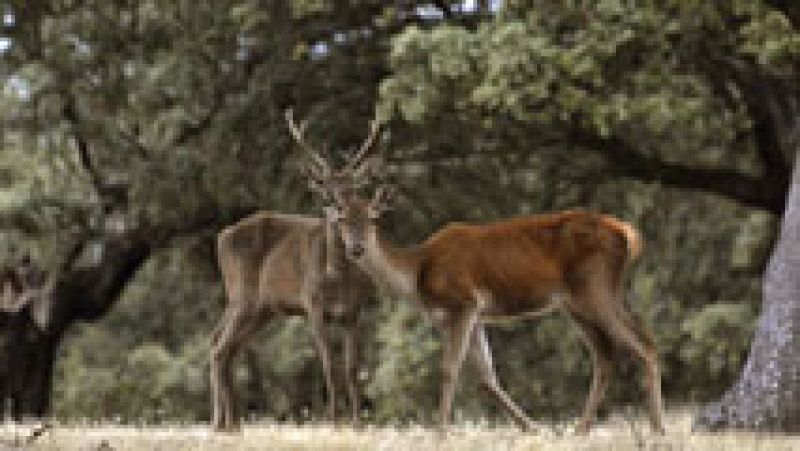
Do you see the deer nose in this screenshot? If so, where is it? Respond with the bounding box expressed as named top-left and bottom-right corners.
top-left (350, 244), bottom-right (365, 259)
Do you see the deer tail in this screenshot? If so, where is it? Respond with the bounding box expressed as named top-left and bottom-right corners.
top-left (602, 217), bottom-right (642, 260)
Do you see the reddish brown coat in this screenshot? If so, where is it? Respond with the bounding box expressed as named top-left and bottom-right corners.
top-left (415, 210), bottom-right (640, 316)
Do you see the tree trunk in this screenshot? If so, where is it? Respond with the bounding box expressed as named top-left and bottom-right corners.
top-left (694, 148), bottom-right (800, 432)
top-left (0, 205), bottom-right (252, 420)
top-left (0, 313), bottom-right (59, 420)
top-left (0, 229), bottom-right (154, 420)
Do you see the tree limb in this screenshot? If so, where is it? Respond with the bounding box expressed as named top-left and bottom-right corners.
top-left (171, 46), bottom-right (270, 148)
top-left (0, 197), bottom-right (92, 234)
top-left (691, 49), bottom-right (794, 200)
top-left (577, 132), bottom-right (787, 213)
top-left (61, 96), bottom-right (105, 195)
top-left (431, 1), bottom-right (454, 19)
top-left (763, 0), bottom-right (800, 30)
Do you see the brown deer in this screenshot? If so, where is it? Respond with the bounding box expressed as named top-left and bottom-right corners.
top-left (209, 110), bottom-right (380, 431)
top-left (321, 184), bottom-right (665, 434)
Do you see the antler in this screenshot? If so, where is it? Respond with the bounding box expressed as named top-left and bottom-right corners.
top-left (344, 117), bottom-right (381, 173)
top-left (285, 108), bottom-right (330, 177)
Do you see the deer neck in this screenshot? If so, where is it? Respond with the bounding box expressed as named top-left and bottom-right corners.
top-left (361, 225), bottom-right (420, 301)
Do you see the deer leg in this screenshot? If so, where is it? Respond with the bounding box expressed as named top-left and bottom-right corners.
top-left (469, 324), bottom-right (535, 431)
top-left (599, 307), bottom-right (665, 435)
top-left (343, 314), bottom-right (360, 425)
top-left (616, 308), bottom-right (665, 435)
top-left (210, 310), bottom-right (230, 431)
top-left (570, 317), bottom-right (614, 434)
top-left (308, 307), bottom-right (337, 422)
top-left (439, 307), bottom-right (480, 429)
top-left (225, 313), bottom-right (262, 430)
top-left (210, 307), bottom-right (261, 432)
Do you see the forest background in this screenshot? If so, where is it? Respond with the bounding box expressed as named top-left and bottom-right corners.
top-left (1, 0), bottom-right (798, 430)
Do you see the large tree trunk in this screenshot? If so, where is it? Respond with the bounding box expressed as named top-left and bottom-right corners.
top-left (694, 148), bottom-right (800, 432)
top-left (0, 315), bottom-right (59, 419)
top-left (0, 204), bottom-right (250, 420)
top-left (0, 229), bottom-right (154, 420)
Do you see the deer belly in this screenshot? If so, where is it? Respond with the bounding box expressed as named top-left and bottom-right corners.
top-left (479, 289), bottom-right (566, 323)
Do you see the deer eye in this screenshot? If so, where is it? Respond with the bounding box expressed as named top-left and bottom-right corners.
top-left (367, 207), bottom-right (381, 220)
top-left (332, 205), bottom-right (349, 221)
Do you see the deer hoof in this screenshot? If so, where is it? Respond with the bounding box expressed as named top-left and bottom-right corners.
top-left (519, 419), bottom-right (538, 434)
top-left (574, 421), bottom-right (591, 436)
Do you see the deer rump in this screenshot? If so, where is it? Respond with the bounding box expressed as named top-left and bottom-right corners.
top-left (415, 210), bottom-right (637, 318)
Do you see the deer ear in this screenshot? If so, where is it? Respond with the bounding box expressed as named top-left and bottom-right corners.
top-left (382, 184), bottom-right (398, 206)
top-left (307, 177), bottom-right (326, 195)
top-left (367, 207), bottom-right (382, 220)
top-left (370, 184), bottom-right (396, 216)
top-left (323, 205), bottom-right (343, 221)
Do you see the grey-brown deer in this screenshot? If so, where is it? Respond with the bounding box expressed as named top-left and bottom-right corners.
top-left (320, 182), bottom-right (665, 434)
top-left (209, 110), bottom-right (380, 431)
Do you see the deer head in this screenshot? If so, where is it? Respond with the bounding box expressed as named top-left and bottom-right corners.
top-left (327, 184), bottom-right (396, 260)
top-left (285, 108), bottom-right (384, 272)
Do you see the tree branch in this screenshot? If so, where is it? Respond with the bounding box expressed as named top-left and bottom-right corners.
top-left (171, 92), bottom-right (227, 148)
top-left (61, 93), bottom-right (132, 214)
top-left (61, 96), bottom-right (105, 194)
top-left (577, 133), bottom-right (786, 214)
top-left (171, 46), bottom-right (270, 148)
top-left (115, 126), bottom-right (151, 159)
top-left (763, 0), bottom-right (800, 30)
top-left (0, 197), bottom-right (92, 234)
top-left (691, 49), bottom-right (794, 199)
top-left (48, 201), bottom-right (257, 326)
top-left (431, 1), bottom-right (454, 19)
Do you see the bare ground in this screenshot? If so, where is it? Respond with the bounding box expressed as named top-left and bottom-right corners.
top-left (2, 411), bottom-right (798, 450)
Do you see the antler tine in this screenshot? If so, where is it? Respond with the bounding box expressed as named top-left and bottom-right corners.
top-left (350, 151), bottom-right (388, 189)
top-left (344, 117), bottom-right (381, 173)
top-left (285, 108), bottom-right (330, 176)
top-left (350, 157), bottom-right (373, 188)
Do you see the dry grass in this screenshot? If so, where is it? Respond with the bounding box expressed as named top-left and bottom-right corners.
top-left (2, 411), bottom-right (799, 450)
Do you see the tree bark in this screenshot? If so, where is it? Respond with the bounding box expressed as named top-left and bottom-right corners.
top-left (694, 147), bottom-right (800, 432)
top-left (0, 229), bottom-right (154, 419)
top-left (0, 313), bottom-right (59, 420)
top-left (0, 203), bottom-right (254, 420)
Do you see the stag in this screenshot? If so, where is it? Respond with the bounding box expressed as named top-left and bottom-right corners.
top-left (209, 111), bottom-right (380, 431)
top-left (319, 183), bottom-right (665, 434)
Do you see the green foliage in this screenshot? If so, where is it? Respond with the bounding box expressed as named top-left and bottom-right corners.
top-left (54, 333), bottom-right (210, 423)
top-left (52, 246), bottom-right (220, 422)
top-left (381, 2), bottom-right (750, 161)
top-left (367, 299), bottom-right (440, 423)
top-left (3, 0), bottom-right (796, 425)
top-left (681, 303), bottom-right (756, 381)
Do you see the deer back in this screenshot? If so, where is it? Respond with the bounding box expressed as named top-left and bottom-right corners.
top-left (415, 210), bottom-right (635, 314)
top-left (217, 211), bottom-right (371, 314)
